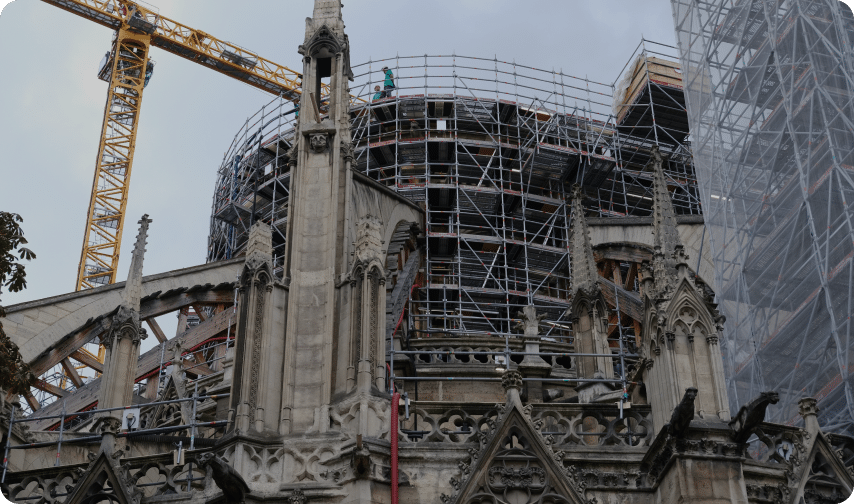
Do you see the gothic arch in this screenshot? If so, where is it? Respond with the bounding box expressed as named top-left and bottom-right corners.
top-left (662, 278), bottom-right (715, 338)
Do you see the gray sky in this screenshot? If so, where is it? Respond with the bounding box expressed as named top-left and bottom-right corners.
top-left (0, 0), bottom-right (677, 315)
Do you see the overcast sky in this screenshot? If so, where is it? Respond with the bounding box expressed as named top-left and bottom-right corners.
top-left (0, 0), bottom-right (678, 317)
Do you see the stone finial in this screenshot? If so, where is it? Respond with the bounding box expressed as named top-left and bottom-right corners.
top-left (288, 488), bottom-right (307, 504)
top-left (798, 397), bottom-right (820, 434)
top-left (649, 149), bottom-right (683, 296)
top-left (650, 147), bottom-right (681, 258)
top-left (121, 214), bottom-right (151, 309)
top-left (501, 370), bottom-right (523, 392)
top-left (570, 185), bottom-right (599, 296)
top-left (515, 305), bottom-right (545, 338)
top-left (245, 221), bottom-right (273, 269)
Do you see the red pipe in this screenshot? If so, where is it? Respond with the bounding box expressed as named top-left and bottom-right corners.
top-left (390, 283), bottom-right (417, 504)
top-left (391, 390), bottom-right (400, 504)
top-left (392, 283), bottom-right (421, 339)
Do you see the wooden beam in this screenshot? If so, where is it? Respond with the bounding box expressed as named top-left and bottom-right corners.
top-left (612, 260), bottom-right (623, 288)
top-left (60, 358), bottom-right (85, 388)
top-left (601, 260), bottom-right (614, 281)
top-left (34, 379), bottom-right (68, 398)
top-left (135, 306), bottom-right (236, 379)
top-left (140, 290), bottom-right (234, 320)
top-left (29, 317), bottom-right (111, 376)
top-left (145, 318), bottom-right (168, 343)
top-left (191, 304), bottom-right (208, 322)
top-left (625, 262), bottom-right (638, 291)
top-left (71, 349), bottom-right (104, 373)
top-left (24, 390), bottom-right (40, 411)
top-left (184, 353), bottom-right (214, 377)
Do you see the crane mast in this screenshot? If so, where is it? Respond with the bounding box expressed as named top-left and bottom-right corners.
top-left (77, 22), bottom-right (151, 288)
top-left (36, 0), bottom-right (310, 290)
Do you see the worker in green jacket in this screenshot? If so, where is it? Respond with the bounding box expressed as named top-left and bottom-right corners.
top-left (382, 66), bottom-right (395, 98)
top-left (373, 85), bottom-right (383, 101)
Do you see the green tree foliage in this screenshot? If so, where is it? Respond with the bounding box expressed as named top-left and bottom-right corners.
top-left (0, 212), bottom-right (36, 395)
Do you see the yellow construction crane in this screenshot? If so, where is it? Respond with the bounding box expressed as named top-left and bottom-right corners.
top-left (38, 0), bottom-right (310, 291)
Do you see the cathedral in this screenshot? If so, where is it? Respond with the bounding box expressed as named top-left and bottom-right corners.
top-left (2, 2), bottom-right (853, 503)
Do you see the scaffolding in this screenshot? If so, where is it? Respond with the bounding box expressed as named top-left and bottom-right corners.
top-left (205, 47), bottom-right (701, 405)
top-left (671, 0), bottom-right (854, 433)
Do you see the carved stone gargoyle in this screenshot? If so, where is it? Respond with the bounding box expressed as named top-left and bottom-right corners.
top-left (197, 453), bottom-right (250, 504)
top-left (666, 387), bottom-right (697, 439)
top-left (728, 391), bottom-right (779, 444)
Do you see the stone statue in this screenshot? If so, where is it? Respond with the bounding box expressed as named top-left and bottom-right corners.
top-left (728, 391), bottom-right (780, 444)
top-left (197, 453), bottom-right (250, 504)
top-left (666, 387), bottom-right (697, 439)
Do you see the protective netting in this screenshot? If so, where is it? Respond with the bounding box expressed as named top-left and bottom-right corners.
top-left (670, 0), bottom-right (854, 433)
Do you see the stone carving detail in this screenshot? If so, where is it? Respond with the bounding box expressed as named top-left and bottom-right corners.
top-left (826, 433), bottom-right (854, 479)
top-left (309, 133), bottom-right (329, 153)
top-left (569, 184), bottom-right (599, 297)
top-left (138, 379), bottom-right (185, 431)
top-left (729, 391), bottom-right (780, 444)
top-left (3, 456), bottom-right (209, 504)
top-left (105, 305), bottom-right (146, 348)
top-left (197, 452), bottom-right (250, 504)
top-left (442, 427), bottom-right (575, 504)
top-left (368, 268), bottom-right (379, 380)
top-left (407, 342), bottom-right (573, 370)
top-left (92, 416), bottom-right (122, 436)
top-left (353, 215), bottom-right (384, 267)
top-left (247, 272), bottom-right (268, 425)
top-left (300, 23), bottom-right (344, 58)
top-left (800, 451), bottom-right (850, 504)
top-left (501, 370), bottom-right (523, 391)
top-left (331, 398), bottom-right (391, 440)
top-left (487, 466), bottom-right (546, 490)
top-left (242, 445), bottom-right (285, 483)
top-left (340, 139), bottom-right (354, 162)
top-left (350, 270), bottom-right (363, 377)
top-left (288, 488), bottom-right (307, 504)
top-left (798, 397), bottom-right (820, 418)
top-left (745, 483), bottom-right (785, 503)
top-left (515, 304), bottom-right (545, 337)
top-left (642, 434), bottom-right (752, 486)
top-left (398, 404), bottom-right (653, 447)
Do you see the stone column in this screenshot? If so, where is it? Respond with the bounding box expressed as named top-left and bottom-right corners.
top-left (94, 215), bottom-right (150, 453)
top-left (280, 3), bottom-right (355, 433)
top-left (228, 222), bottom-right (287, 436)
top-left (515, 305), bottom-right (551, 402)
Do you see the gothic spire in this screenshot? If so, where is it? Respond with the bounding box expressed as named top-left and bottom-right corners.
top-left (649, 147), bottom-right (686, 297)
top-left (650, 147), bottom-right (681, 258)
top-left (570, 185), bottom-right (599, 296)
top-left (121, 214), bottom-right (151, 309)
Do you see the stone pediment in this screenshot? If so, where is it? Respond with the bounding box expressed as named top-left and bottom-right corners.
top-left (65, 450), bottom-right (141, 504)
top-left (789, 432), bottom-right (854, 504)
top-left (442, 398), bottom-right (587, 504)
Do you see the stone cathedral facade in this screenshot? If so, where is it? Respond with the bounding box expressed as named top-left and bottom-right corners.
top-left (2, 2), bottom-right (853, 504)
